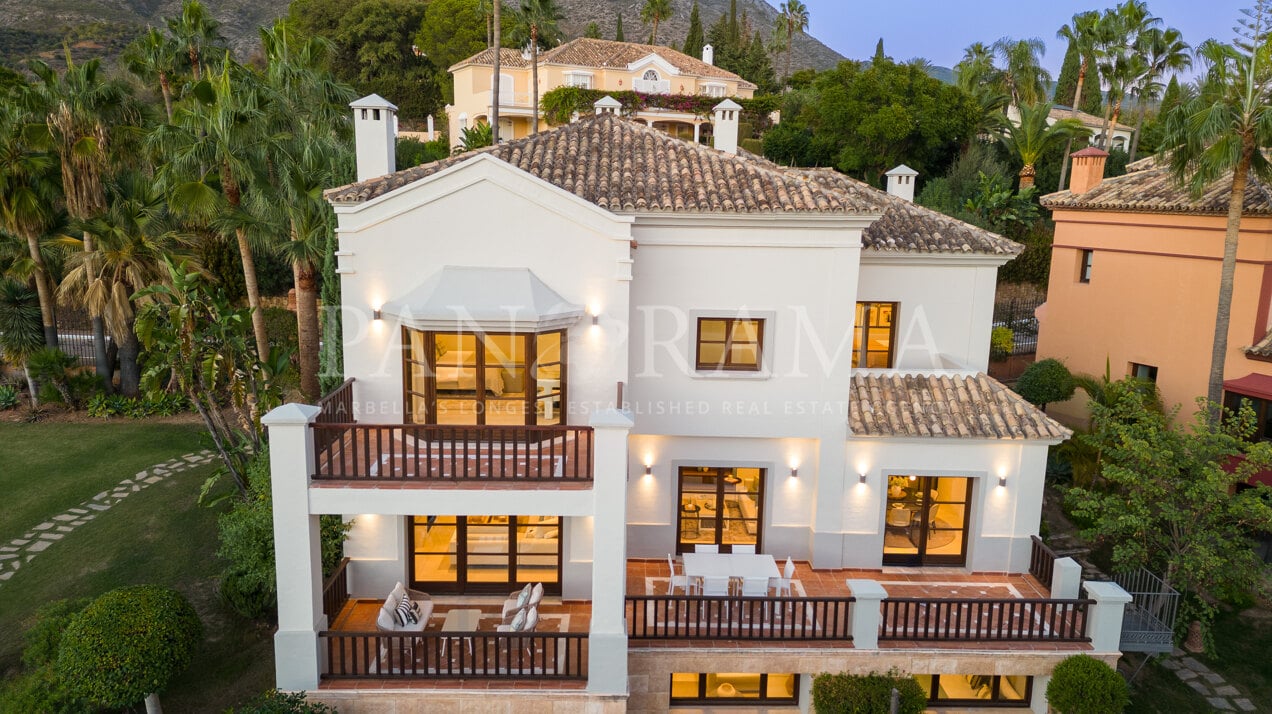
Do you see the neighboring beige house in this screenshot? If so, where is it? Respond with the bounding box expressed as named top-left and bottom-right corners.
top-left (447, 37), bottom-right (756, 142)
top-left (1005, 104), bottom-right (1135, 152)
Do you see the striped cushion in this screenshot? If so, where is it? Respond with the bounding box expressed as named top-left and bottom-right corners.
top-left (396, 594), bottom-right (416, 625)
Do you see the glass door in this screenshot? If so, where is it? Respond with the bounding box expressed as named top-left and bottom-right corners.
top-left (676, 467), bottom-right (764, 554)
top-left (882, 476), bottom-right (971, 566)
top-left (410, 515), bottom-right (561, 594)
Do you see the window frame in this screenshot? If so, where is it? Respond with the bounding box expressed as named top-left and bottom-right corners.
top-left (675, 466), bottom-right (766, 554)
top-left (695, 317), bottom-right (766, 372)
top-left (853, 301), bottom-right (899, 369)
top-left (1079, 249), bottom-right (1093, 283)
top-left (668, 672), bottom-right (799, 705)
top-left (1224, 392), bottom-right (1272, 442)
top-left (920, 674), bottom-right (1033, 707)
top-left (1129, 362), bottom-right (1158, 382)
top-left (408, 515), bottom-right (563, 595)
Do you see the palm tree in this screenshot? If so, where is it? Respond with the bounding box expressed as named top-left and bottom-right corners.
top-left (24, 54), bottom-right (141, 387)
top-left (166, 0), bottom-right (222, 83)
top-left (1128, 27), bottom-right (1191, 160)
top-left (1095, 0), bottom-right (1161, 147)
top-left (260, 19), bottom-right (355, 400)
top-left (992, 37), bottom-right (1051, 107)
top-left (152, 57), bottom-right (274, 362)
top-left (491, 0), bottom-right (501, 143)
top-left (996, 102), bottom-right (1090, 188)
top-left (512, 0), bottom-right (562, 135)
top-left (124, 27), bottom-right (182, 123)
top-left (641, 0), bottom-right (672, 45)
top-left (1056, 10), bottom-right (1104, 190)
top-left (0, 103), bottom-right (60, 348)
top-left (955, 43), bottom-right (1010, 139)
top-left (0, 277), bottom-right (44, 407)
top-left (772, 1), bottom-right (809, 81)
top-left (1159, 1), bottom-right (1272, 417)
top-left (57, 172), bottom-right (196, 396)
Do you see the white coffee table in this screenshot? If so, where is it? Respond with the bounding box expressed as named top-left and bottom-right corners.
top-left (440, 608), bottom-right (482, 656)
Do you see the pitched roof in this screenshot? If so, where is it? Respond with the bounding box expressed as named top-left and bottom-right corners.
top-left (1041, 159), bottom-right (1272, 215)
top-left (849, 372), bottom-right (1072, 441)
top-left (452, 37), bottom-right (754, 87)
top-left (326, 113), bottom-right (882, 214)
top-left (781, 167), bottom-right (1023, 255)
top-left (1051, 105), bottom-right (1133, 132)
top-left (452, 47), bottom-right (533, 70)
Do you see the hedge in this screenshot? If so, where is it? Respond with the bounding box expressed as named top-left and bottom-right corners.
top-left (811, 671), bottom-right (927, 714)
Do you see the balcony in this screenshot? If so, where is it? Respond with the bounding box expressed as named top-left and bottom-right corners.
top-left (312, 423), bottom-right (594, 483)
top-left (482, 90), bottom-right (535, 111)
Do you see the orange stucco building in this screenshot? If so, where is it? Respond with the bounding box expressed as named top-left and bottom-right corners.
top-left (1036, 148), bottom-right (1272, 431)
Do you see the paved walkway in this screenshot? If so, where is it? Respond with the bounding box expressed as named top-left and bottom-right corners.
top-left (1159, 649), bottom-right (1258, 712)
top-left (0, 450), bottom-right (215, 588)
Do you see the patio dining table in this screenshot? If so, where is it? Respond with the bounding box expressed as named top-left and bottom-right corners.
top-left (682, 553), bottom-right (779, 582)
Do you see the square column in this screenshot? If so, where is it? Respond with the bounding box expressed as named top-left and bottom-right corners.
top-left (263, 403), bottom-right (324, 690)
top-left (588, 409), bottom-right (633, 695)
top-left (1084, 580), bottom-right (1132, 653)
top-left (846, 579), bottom-right (887, 649)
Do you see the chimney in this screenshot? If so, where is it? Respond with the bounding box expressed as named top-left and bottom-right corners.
top-left (1068, 147), bottom-right (1109, 194)
top-left (703, 43), bottom-right (714, 65)
top-left (350, 94), bottom-right (398, 182)
top-left (885, 164), bottom-right (918, 202)
top-left (712, 99), bottom-right (742, 155)
top-left (594, 95), bottom-right (622, 116)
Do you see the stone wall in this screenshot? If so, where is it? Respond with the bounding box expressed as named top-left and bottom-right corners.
top-left (310, 689), bottom-right (627, 714)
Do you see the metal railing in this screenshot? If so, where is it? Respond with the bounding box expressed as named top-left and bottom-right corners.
top-left (320, 631), bottom-right (588, 679)
top-left (314, 379), bottom-right (355, 452)
top-left (993, 292), bottom-right (1044, 355)
top-left (626, 595), bottom-right (855, 641)
top-left (1029, 535), bottom-right (1059, 589)
top-left (1112, 568), bottom-right (1179, 654)
top-left (311, 423), bottom-right (594, 482)
top-left (321, 558), bottom-right (351, 623)
top-left (879, 597), bottom-right (1092, 643)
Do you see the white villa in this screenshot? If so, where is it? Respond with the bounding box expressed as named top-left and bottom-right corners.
top-left (263, 94), bottom-right (1139, 713)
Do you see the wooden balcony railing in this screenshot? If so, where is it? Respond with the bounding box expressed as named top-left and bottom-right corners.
top-left (321, 557), bottom-right (351, 623)
top-left (314, 379), bottom-right (355, 452)
top-left (879, 597), bottom-right (1092, 643)
top-left (311, 423), bottom-right (594, 482)
top-left (320, 631), bottom-right (588, 679)
top-left (1029, 535), bottom-right (1059, 589)
top-left (626, 595), bottom-right (855, 641)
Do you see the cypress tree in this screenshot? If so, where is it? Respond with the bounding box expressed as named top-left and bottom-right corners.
top-left (615, 13), bottom-right (624, 42)
top-left (744, 29), bottom-right (775, 92)
top-left (873, 38), bottom-right (887, 64)
top-left (584, 22), bottom-right (601, 39)
top-left (1160, 75), bottom-right (1181, 114)
top-left (1079, 52), bottom-right (1103, 116)
top-left (683, 0), bottom-right (705, 58)
top-left (728, 0), bottom-right (740, 47)
top-left (1053, 40), bottom-right (1081, 106)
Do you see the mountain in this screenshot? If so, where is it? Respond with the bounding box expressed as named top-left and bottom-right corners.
top-left (556, 0), bottom-right (844, 72)
top-left (0, 0), bottom-right (845, 74)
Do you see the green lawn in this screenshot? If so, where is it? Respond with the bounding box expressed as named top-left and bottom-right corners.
top-left (1204, 607), bottom-right (1272, 708)
top-left (1125, 656), bottom-right (1213, 713)
top-left (0, 421), bottom-right (274, 713)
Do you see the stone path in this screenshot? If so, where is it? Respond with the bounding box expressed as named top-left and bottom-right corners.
top-left (0, 450), bottom-right (215, 589)
top-left (1158, 649), bottom-right (1258, 712)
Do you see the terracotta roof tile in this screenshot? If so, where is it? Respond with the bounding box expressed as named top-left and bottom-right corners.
top-left (781, 167), bottom-right (1023, 255)
top-left (326, 113), bottom-right (880, 214)
top-left (1042, 160), bottom-right (1272, 215)
top-left (1247, 329), bottom-right (1272, 358)
top-left (1050, 105), bottom-right (1133, 131)
top-left (849, 372), bottom-right (1071, 440)
top-left (452, 38), bottom-right (752, 86)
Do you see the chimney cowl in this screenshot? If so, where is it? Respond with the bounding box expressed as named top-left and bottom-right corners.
top-left (712, 98), bottom-right (742, 155)
top-left (350, 94), bottom-right (398, 182)
top-left (703, 43), bottom-right (714, 65)
top-left (1068, 147), bottom-right (1109, 194)
top-left (885, 164), bottom-right (919, 202)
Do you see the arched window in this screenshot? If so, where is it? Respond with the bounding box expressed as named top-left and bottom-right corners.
top-left (642, 69), bottom-right (660, 82)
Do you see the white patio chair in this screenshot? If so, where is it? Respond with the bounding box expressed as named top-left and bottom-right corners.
top-left (732, 544), bottom-right (756, 554)
top-left (739, 576), bottom-right (772, 618)
top-left (696, 544), bottom-right (719, 553)
top-left (699, 575), bottom-right (732, 619)
top-left (667, 554), bottom-right (695, 595)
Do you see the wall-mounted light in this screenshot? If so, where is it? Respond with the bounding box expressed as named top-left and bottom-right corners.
top-left (998, 475), bottom-right (1008, 488)
top-left (592, 313), bottom-right (600, 326)
top-left (790, 466), bottom-right (799, 478)
top-left (372, 308), bottom-right (382, 321)
top-left (644, 464), bottom-right (653, 477)
top-left (858, 473), bottom-right (868, 485)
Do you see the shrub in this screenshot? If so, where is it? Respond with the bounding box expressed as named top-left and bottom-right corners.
top-left (26, 348), bottom-right (80, 408)
top-left (990, 326), bottom-right (1013, 361)
top-left (0, 383), bottom-right (17, 409)
top-left (1046, 654), bottom-right (1128, 714)
top-left (811, 671), bottom-right (927, 714)
top-left (86, 392), bottom-right (190, 419)
top-left (56, 585), bottom-right (203, 710)
top-left (1015, 358), bottom-right (1076, 408)
top-left (234, 689), bottom-right (339, 713)
top-left (0, 666), bottom-right (76, 714)
top-left (740, 137), bottom-right (764, 154)
top-left (396, 137), bottom-right (449, 169)
top-left (22, 598), bottom-right (92, 669)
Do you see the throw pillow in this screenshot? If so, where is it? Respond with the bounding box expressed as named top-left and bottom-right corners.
top-left (396, 595), bottom-right (416, 625)
top-left (516, 583), bottom-right (532, 608)
top-left (510, 607), bottom-right (528, 631)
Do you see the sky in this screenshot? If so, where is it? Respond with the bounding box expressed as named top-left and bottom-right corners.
top-left (783, 0), bottom-right (1249, 77)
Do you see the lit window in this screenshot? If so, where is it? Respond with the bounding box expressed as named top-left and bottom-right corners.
top-left (696, 318), bottom-right (764, 371)
top-left (1079, 249), bottom-right (1093, 283)
top-left (853, 302), bottom-right (897, 368)
top-left (916, 674), bottom-right (1032, 706)
top-left (670, 673), bottom-right (798, 705)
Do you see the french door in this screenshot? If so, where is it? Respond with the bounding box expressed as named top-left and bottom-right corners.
top-left (409, 515), bottom-right (562, 594)
top-left (675, 467), bottom-right (765, 554)
top-left (882, 476), bottom-right (972, 566)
